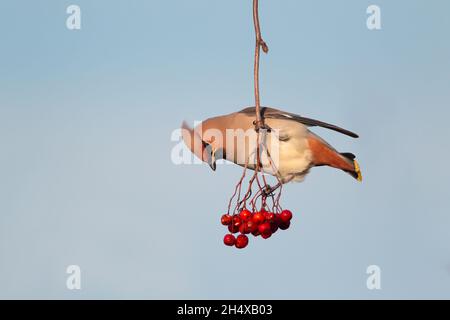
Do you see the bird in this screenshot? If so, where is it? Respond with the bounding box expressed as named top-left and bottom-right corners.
top-left (181, 106), bottom-right (362, 184)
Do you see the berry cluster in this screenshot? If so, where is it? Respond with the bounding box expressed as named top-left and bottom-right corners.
top-left (221, 209), bottom-right (293, 249)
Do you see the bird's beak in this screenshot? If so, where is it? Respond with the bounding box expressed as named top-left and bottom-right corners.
top-left (203, 143), bottom-right (216, 171)
top-left (208, 147), bottom-right (216, 171)
top-left (209, 160), bottom-right (216, 171)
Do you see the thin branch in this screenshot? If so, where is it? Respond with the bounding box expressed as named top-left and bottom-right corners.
top-left (226, 1), bottom-right (282, 216)
top-left (253, 0), bottom-right (268, 130)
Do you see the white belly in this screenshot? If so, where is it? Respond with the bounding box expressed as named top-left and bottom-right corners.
top-left (244, 124), bottom-right (313, 183)
top-left (262, 135), bottom-right (313, 183)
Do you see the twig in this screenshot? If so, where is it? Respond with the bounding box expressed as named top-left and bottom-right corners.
top-left (228, 160), bottom-right (249, 215)
top-left (226, 1), bottom-right (286, 216)
top-left (253, 0), bottom-right (268, 131)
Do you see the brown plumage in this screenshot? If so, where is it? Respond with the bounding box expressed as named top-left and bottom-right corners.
top-left (182, 107), bottom-right (362, 183)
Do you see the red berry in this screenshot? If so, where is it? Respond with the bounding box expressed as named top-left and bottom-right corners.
top-left (270, 221), bottom-right (279, 233)
top-left (279, 221), bottom-right (291, 230)
top-left (274, 213), bottom-right (283, 224)
top-left (258, 222), bottom-right (272, 238)
top-left (251, 229), bottom-right (261, 237)
top-left (239, 223), bottom-right (250, 234)
top-left (223, 234), bottom-right (236, 246)
top-left (235, 234), bottom-right (249, 249)
top-left (232, 215), bottom-right (242, 227)
top-left (252, 212), bottom-right (265, 225)
top-left (245, 220), bottom-right (258, 233)
top-left (280, 210), bottom-right (293, 223)
top-left (261, 232), bottom-right (272, 239)
top-left (264, 212), bottom-right (275, 223)
top-left (239, 209), bottom-right (252, 221)
top-left (239, 220), bottom-right (257, 234)
top-left (228, 215), bottom-right (242, 233)
top-left (221, 214), bottom-right (232, 226)
top-left (228, 224), bottom-right (239, 233)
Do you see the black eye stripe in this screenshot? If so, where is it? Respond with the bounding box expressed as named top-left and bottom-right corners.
top-left (202, 141), bottom-right (212, 152)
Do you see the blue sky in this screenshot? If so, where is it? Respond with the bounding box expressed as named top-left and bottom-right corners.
top-left (1, 0), bottom-right (450, 299)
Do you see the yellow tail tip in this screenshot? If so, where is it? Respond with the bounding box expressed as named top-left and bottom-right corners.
top-left (354, 160), bottom-right (363, 182)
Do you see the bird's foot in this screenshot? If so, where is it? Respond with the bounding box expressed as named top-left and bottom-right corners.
top-left (262, 183), bottom-right (281, 197)
top-left (253, 120), bottom-right (272, 133)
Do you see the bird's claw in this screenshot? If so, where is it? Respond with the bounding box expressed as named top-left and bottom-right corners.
top-left (253, 120), bottom-right (272, 133)
top-left (262, 185), bottom-right (274, 197)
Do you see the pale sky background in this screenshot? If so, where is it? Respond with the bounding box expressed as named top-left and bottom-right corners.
top-left (1, 0), bottom-right (450, 299)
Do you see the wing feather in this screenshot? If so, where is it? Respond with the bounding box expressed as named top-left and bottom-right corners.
top-left (239, 107), bottom-right (359, 138)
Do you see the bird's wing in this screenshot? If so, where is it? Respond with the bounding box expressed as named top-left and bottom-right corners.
top-left (238, 107), bottom-right (359, 138)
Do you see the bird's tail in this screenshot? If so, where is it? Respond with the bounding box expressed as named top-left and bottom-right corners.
top-left (307, 135), bottom-right (362, 182)
top-left (340, 152), bottom-right (363, 182)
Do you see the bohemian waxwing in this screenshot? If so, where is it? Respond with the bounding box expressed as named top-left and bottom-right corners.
top-left (181, 106), bottom-right (362, 184)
